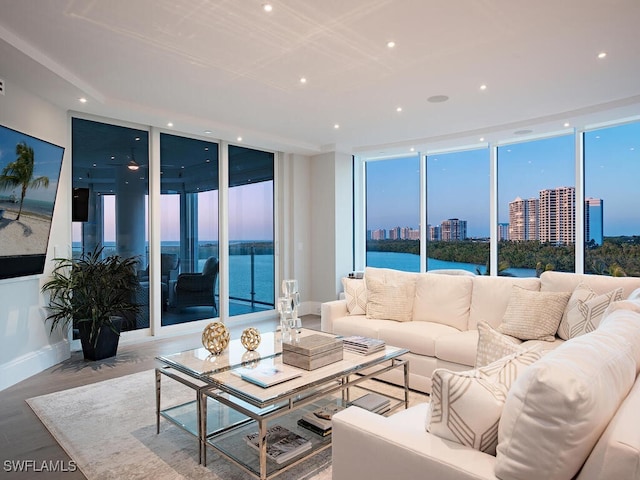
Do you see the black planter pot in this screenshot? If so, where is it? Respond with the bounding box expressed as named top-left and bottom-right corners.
top-left (78, 316), bottom-right (122, 361)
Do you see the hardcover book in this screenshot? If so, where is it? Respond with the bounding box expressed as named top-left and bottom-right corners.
top-left (245, 425), bottom-right (311, 464)
top-left (232, 363), bottom-right (302, 388)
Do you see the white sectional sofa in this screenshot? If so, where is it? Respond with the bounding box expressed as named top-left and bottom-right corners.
top-left (321, 268), bottom-right (640, 393)
top-left (325, 267), bottom-right (640, 480)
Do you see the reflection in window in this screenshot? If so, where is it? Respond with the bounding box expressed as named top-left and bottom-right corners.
top-left (228, 145), bottom-right (275, 316)
top-left (426, 149), bottom-right (489, 273)
top-left (160, 133), bottom-right (219, 326)
top-left (366, 156), bottom-right (420, 272)
top-left (584, 122), bottom-right (640, 276)
top-left (497, 135), bottom-right (575, 276)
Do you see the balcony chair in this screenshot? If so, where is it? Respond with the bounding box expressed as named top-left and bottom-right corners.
top-left (138, 253), bottom-right (180, 310)
top-left (174, 256), bottom-right (219, 314)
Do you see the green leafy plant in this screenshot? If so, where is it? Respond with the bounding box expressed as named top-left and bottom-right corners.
top-left (42, 246), bottom-right (140, 348)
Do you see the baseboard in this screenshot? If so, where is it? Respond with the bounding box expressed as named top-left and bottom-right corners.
top-left (0, 340), bottom-right (70, 392)
top-left (299, 301), bottom-right (321, 317)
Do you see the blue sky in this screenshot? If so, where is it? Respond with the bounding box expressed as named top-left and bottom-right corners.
top-left (367, 121), bottom-right (640, 238)
top-left (0, 124), bottom-right (64, 203)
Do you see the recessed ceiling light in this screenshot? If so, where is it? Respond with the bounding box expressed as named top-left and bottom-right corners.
top-left (300, 77), bottom-right (307, 84)
top-left (334, 124), bottom-right (340, 129)
top-left (598, 52), bottom-right (607, 59)
top-left (135, 137), bottom-right (140, 141)
top-left (410, 147), bottom-right (415, 152)
top-left (387, 41), bottom-right (396, 48)
top-left (480, 85), bottom-right (487, 91)
top-left (167, 122), bottom-right (173, 127)
top-left (78, 97), bottom-right (87, 103)
top-left (263, 3), bottom-right (273, 12)
top-left (479, 137), bottom-right (485, 142)
top-left (204, 130), bottom-right (212, 134)
top-left (396, 107), bottom-right (402, 112)
top-left (427, 95), bottom-right (449, 103)
top-left (564, 122), bottom-right (571, 127)
top-left (237, 136), bottom-right (243, 142)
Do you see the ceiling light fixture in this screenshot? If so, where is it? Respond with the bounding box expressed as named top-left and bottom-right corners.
top-left (79, 97), bottom-right (87, 103)
top-left (204, 130), bottom-right (212, 134)
top-left (598, 52), bottom-right (607, 59)
top-left (167, 122), bottom-right (174, 127)
top-left (480, 84), bottom-right (487, 91)
top-left (127, 160), bottom-right (140, 171)
top-left (479, 137), bottom-right (485, 142)
top-left (237, 136), bottom-right (243, 142)
top-left (564, 122), bottom-right (571, 127)
top-left (334, 124), bottom-right (340, 129)
top-left (396, 107), bottom-right (402, 112)
top-left (263, 3), bottom-right (273, 12)
top-left (387, 41), bottom-right (396, 48)
top-left (300, 77), bottom-right (307, 84)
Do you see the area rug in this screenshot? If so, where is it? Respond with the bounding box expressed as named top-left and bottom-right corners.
top-left (27, 369), bottom-right (427, 480)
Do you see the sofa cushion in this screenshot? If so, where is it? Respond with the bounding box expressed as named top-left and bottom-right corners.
top-left (427, 348), bottom-right (543, 455)
top-left (468, 276), bottom-right (541, 330)
top-left (540, 270), bottom-right (640, 299)
top-left (365, 267), bottom-right (417, 322)
top-left (378, 321), bottom-right (461, 357)
top-left (558, 283), bottom-right (623, 340)
top-left (497, 286), bottom-right (570, 341)
top-left (412, 273), bottom-right (473, 330)
top-left (577, 374), bottom-right (640, 480)
top-left (341, 277), bottom-right (367, 315)
top-left (435, 330), bottom-right (478, 367)
top-left (331, 315), bottom-right (393, 339)
top-left (475, 322), bottom-right (523, 368)
top-left (495, 308), bottom-right (640, 480)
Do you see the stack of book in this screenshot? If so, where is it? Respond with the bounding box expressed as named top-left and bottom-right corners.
top-left (244, 425), bottom-right (311, 464)
top-left (348, 393), bottom-right (391, 414)
top-left (341, 335), bottom-right (386, 355)
top-left (297, 404), bottom-right (345, 437)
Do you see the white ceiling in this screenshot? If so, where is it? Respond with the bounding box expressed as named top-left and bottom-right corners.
top-left (1, 0), bottom-right (640, 156)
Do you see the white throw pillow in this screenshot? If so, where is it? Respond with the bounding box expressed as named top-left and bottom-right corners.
top-left (557, 283), bottom-right (623, 340)
top-left (341, 277), bottom-right (367, 315)
top-left (497, 286), bottom-right (570, 341)
top-left (475, 321), bottom-right (523, 368)
top-left (495, 310), bottom-right (640, 480)
top-left (427, 347), bottom-right (543, 455)
top-left (413, 273), bottom-right (473, 330)
top-left (365, 267), bottom-right (417, 322)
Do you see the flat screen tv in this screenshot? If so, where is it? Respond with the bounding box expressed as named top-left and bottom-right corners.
top-left (0, 123), bottom-right (65, 280)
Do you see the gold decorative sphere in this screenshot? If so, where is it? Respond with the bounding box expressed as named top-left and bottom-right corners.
top-left (202, 321), bottom-right (230, 355)
top-left (241, 327), bottom-right (261, 351)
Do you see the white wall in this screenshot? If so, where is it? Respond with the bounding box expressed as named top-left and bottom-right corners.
top-left (309, 151), bottom-right (353, 303)
top-left (0, 79), bottom-right (72, 391)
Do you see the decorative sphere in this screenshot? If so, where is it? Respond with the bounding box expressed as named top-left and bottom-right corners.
top-left (241, 327), bottom-right (261, 351)
top-left (202, 321), bottom-right (230, 355)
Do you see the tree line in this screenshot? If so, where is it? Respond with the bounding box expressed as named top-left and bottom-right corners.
top-left (367, 237), bottom-right (640, 277)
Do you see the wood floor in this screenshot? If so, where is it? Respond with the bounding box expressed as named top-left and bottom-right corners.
top-left (0, 315), bottom-right (320, 480)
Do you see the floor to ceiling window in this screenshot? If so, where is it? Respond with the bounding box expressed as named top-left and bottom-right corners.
top-left (71, 117), bottom-right (150, 331)
top-left (228, 145), bottom-right (275, 317)
top-left (584, 121), bottom-right (640, 276)
top-left (426, 148), bottom-right (490, 273)
top-left (365, 155), bottom-right (420, 272)
top-left (160, 133), bottom-right (219, 326)
top-left (497, 135), bottom-right (575, 276)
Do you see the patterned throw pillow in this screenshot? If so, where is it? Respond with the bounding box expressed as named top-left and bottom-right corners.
top-left (475, 321), bottom-right (523, 368)
top-left (557, 283), bottom-right (623, 340)
top-left (341, 277), bottom-right (367, 315)
top-left (365, 267), bottom-right (416, 322)
top-left (427, 347), bottom-right (544, 455)
top-left (497, 286), bottom-right (571, 341)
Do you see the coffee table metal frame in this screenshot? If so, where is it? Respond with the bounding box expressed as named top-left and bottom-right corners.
top-left (156, 330), bottom-right (409, 480)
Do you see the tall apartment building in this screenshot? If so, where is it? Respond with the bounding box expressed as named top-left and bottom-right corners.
top-left (508, 197), bottom-right (539, 241)
top-left (440, 218), bottom-right (467, 241)
top-left (428, 224), bottom-right (441, 241)
top-left (539, 186), bottom-right (575, 245)
top-left (370, 229), bottom-right (386, 240)
top-left (388, 226), bottom-right (401, 240)
top-left (585, 197), bottom-right (604, 245)
top-left (498, 223), bottom-right (510, 241)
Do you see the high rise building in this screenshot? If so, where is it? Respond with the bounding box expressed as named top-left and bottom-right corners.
top-left (440, 218), bottom-right (467, 241)
top-left (508, 197), bottom-right (538, 241)
top-left (498, 223), bottom-right (510, 241)
top-left (539, 186), bottom-right (575, 245)
top-left (428, 224), bottom-right (441, 241)
top-left (370, 229), bottom-right (386, 240)
top-left (585, 197), bottom-right (604, 245)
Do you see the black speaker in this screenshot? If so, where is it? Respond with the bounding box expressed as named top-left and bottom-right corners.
top-left (72, 187), bottom-right (89, 222)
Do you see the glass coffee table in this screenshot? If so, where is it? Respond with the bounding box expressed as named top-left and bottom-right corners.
top-left (156, 328), bottom-right (409, 480)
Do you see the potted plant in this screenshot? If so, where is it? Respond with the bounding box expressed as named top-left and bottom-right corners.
top-left (42, 246), bottom-right (141, 361)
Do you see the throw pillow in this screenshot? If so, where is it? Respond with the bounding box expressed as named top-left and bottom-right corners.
top-left (496, 310), bottom-right (640, 480)
top-left (475, 321), bottom-right (523, 368)
top-left (341, 277), bottom-right (367, 315)
top-left (365, 267), bottom-right (416, 322)
top-left (427, 347), bottom-right (544, 455)
top-left (557, 283), bottom-right (623, 340)
top-left (497, 286), bottom-right (571, 341)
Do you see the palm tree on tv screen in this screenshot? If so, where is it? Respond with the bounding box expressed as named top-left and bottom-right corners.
top-left (0, 141), bottom-right (49, 221)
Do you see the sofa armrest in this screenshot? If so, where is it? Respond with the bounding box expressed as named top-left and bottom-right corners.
top-left (332, 405), bottom-right (498, 480)
top-left (320, 299), bottom-right (348, 333)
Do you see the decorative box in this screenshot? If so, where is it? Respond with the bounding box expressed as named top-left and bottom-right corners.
top-left (282, 334), bottom-right (343, 370)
